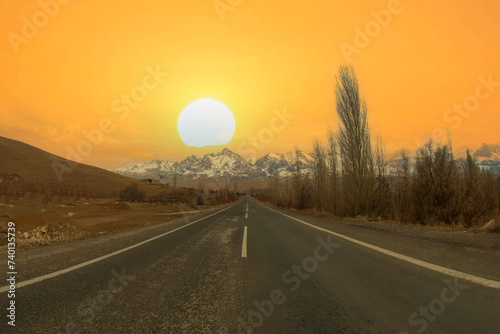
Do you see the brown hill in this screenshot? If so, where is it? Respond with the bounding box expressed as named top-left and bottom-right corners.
top-left (0, 135), bottom-right (142, 198)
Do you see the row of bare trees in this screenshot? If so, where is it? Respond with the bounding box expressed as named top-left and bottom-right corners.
top-left (267, 65), bottom-right (499, 227)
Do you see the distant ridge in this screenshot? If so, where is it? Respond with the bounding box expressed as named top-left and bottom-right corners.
top-left (114, 148), bottom-right (315, 181)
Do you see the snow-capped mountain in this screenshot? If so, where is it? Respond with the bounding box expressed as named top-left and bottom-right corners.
top-left (178, 148), bottom-right (264, 178)
top-left (253, 151), bottom-right (313, 176)
top-left (384, 143), bottom-right (500, 174)
top-left (470, 143), bottom-right (500, 172)
top-left (115, 160), bottom-right (176, 180)
top-left (114, 148), bottom-right (314, 181)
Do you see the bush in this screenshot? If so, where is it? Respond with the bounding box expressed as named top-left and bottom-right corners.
top-left (119, 185), bottom-right (145, 202)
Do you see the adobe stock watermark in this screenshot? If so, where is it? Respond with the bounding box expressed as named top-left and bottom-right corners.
top-left (8, 0), bottom-right (72, 54)
top-left (51, 65), bottom-right (169, 182)
top-left (399, 278), bottom-right (467, 334)
top-left (213, 0), bottom-right (244, 22)
top-left (235, 234), bottom-right (340, 334)
top-left (414, 74), bottom-right (499, 148)
top-left (59, 267), bottom-right (135, 334)
top-left (340, 0), bottom-right (414, 62)
top-left (237, 107), bottom-right (295, 161)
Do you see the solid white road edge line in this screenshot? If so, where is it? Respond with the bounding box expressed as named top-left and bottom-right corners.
top-left (0, 200), bottom-right (242, 293)
top-left (255, 200), bottom-right (500, 290)
top-left (242, 226), bottom-right (248, 258)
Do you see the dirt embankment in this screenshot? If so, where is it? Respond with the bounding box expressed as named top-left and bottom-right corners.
top-left (0, 200), bottom-right (211, 248)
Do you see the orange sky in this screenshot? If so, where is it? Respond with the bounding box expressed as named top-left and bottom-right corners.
top-left (1, 0), bottom-right (499, 168)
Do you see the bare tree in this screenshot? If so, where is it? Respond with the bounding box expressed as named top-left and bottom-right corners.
top-left (497, 176), bottom-right (500, 213)
top-left (371, 136), bottom-right (390, 218)
top-left (461, 150), bottom-right (497, 226)
top-left (335, 65), bottom-right (373, 216)
top-left (327, 129), bottom-right (340, 215)
top-left (391, 150), bottom-right (412, 222)
top-left (312, 139), bottom-right (327, 212)
top-left (268, 170), bottom-right (280, 206)
top-left (284, 177), bottom-right (292, 208)
top-left (413, 140), bottom-right (461, 225)
top-left (292, 147), bottom-right (311, 210)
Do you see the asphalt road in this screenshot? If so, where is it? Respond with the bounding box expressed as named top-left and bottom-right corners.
top-left (2, 197), bottom-right (500, 333)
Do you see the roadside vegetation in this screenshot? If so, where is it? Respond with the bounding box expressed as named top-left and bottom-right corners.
top-left (266, 65), bottom-right (499, 228)
top-left (119, 182), bottom-right (240, 206)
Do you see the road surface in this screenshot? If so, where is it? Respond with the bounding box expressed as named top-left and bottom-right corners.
top-left (2, 197), bottom-right (500, 333)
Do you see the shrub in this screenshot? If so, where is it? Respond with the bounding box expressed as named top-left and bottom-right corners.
top-left (119, 184), bottom-right (145, 202)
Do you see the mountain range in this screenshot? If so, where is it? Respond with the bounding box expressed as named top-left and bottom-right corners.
top-left (468, 143), bottom-right (500, 172)
top-left (114, 148), bottom-right (314, 182)
top-left (114, 143), bottom-right (500, 182)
